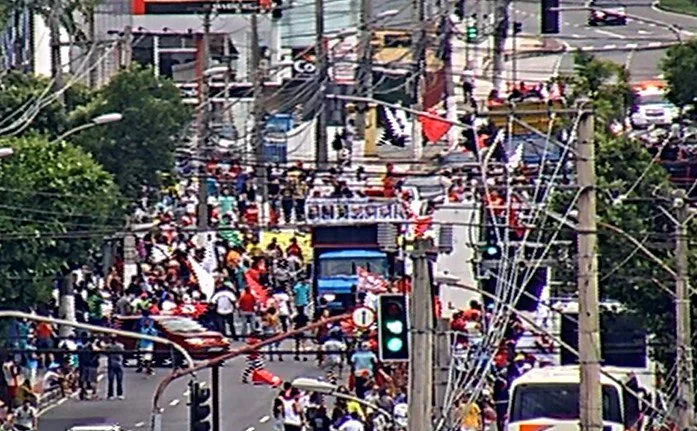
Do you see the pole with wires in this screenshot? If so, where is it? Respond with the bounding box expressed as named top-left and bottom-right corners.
top-left (50, 0), bottom-right (64, 105)
top-left (356, 0), bottom-right (373, 142)
top-left (576, 108), bottom-right (603, 431)
top-left (251, 13), bottom-right (268, 224)
top-left (315, 0), bottom-right (329, 169)
top-left (410, 0), bottom-right (425, 161)
top-left (492, 0), bottom-right (508, 92)
top-left (442, 0), bottom-right (456, 147)
top-left (87, 3), bottom-right (98, 89)
top-left (196, 6), bottom-right (212, 237)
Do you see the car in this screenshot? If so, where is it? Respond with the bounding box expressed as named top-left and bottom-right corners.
top-left (630, 84), bottom-right (679, 128)
top-left (113, 315), bottom-right (231, 364)
top-left (588, 1), bottom-right (627, 26)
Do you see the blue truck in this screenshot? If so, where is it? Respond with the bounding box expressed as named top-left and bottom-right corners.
top-left (311, 225), bottom-right (395, 313)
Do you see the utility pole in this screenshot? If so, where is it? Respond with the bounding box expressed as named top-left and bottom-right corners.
top-left (122, 25), bottom-right (133, 68)
top-left (442, 0), bottom-right (456, 147)
top-left (511, 0), bottom-right (518, 84)
top-left (87, 5), bottom-right (98, 89)
top-left (196, 7), bottom-right (212, 236)
top-left (674, 190), bottom-right (695, 431)
top-left (49, 0), bottom-right (64, 104)
top-left (576, 109), bottom-right (603, 431)
top-left (315, 0), bottom-right (329, 169)
top-left (434, 318), bottom-right (451, 424)
top-left (251, 13), bottom-right (268, 223)
top-left (492, 0), bottom-right (507, 92)
top-left (410, 0), bottom-right (425, 160)
top-left (408, 237), bottom-right (434, 431)
top-left (356, 0), bottom-right (373, 141)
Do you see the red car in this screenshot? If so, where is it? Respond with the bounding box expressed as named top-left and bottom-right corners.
top-left (113, 315), bottom-right (231, 364)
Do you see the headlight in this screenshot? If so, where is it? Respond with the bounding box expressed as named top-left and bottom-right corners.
top-left (594, 11), bottom-right (605, 17)
top-left (186, 337), bottom-right (205, 345)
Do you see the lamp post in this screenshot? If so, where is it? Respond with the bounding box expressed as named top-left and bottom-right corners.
top-left (290, 378), bottom-right (394, 420)
top-left (52, 112), bottom-right (123, 143)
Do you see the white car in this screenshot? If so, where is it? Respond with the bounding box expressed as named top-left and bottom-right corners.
top-left (630, 92), bottom-right (679, 128)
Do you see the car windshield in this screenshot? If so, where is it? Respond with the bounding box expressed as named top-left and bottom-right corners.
top-left (510, 383), bottom-right (623, 423)
top-left (319, 257), bottom-right (388, 277)
top-left (159, 318), bottom-right (206, 333)
top-left (637, 94), bottom-right (667, 105)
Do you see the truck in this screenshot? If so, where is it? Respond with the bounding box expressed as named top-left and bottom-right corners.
top-left (311, 223), bottom-right (398, 313)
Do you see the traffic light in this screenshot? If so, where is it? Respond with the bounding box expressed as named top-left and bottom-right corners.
top-left (377, 294), bottom-right (410, 362)
top-left (481, 227), bottom-right (502, 260)
top-left (466, 16), bottom-right (477, 43)
top-left (189, 381), bottom-right (211, 431)
top-left (513, 21), bottom-right (523, 34)
top-left (541, 0), bottom-right (560, 34)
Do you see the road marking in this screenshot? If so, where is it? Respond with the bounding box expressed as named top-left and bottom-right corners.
top-left (573, 23), bottom-right (580, 27)
top-left (580, 46), bottom-right (593, 51)
top-left (564, 21), bottom-right (571, 26)
top-left (553, 41), bottom-right (572, 77)
top-left (603, 44), bottom-right (617, 50)
top-left (624, 47), bottom-right (636, 69)
top-left (134, 422), bottom-right (145, 428)
top-left (169, 399), bottom-right (181, 407)
top-left (595, 28), bottom-right (626, 39)
top-left (243, 427), bottom-right (255, 431)
top-left (626, 43), bottom-right (638, 49)
top-left (649, 23), bottom-right (656, 27)
top-left (259, 416), bottom-right (271, 423)
top-left (649, 41), bottom-right (661, 47)
top-left (571, 34), bottom-right (581, 38)
top-left (638, 30), bottom-right (651, 35)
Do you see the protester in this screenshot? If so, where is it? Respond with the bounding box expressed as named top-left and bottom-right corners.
top-left (13, 399), bottom-right (36, 431)
top-left (106, 334), bottom-right (125, 400)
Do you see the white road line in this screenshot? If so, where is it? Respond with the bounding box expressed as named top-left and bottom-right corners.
top-left (571, 34), bottom-right (581, 38)
top-left (244, 427), bottom-right (255, 431)
top-left (626, 43), bottom-right (638, 49)
top-left (595, 28), bottom-right (626, 39)
top-left (638, 30), bottom-right (651, 35)
top-left (259, 416), bottom-right (271, 423)
top-left (649, 42), bottom-right (661, 47)
top-left (564, 21), bottom-right (571, 26)
top-left (573, 23), bottom-right (580, 27)
top-left (134, 422), bottom-right (145, 428)
top-left (580, 46), bottom-right (593, 51)
top-left (183, 390), bottom-right (190, 396)
top-left (603, 44), bottom-right (617, 50)
top-left (553, 41), bottom-right (571, 77)
top-left (624, 48), bottom-right (636, 70)
top-left (169, 399), bottom-right (181, 407)
top-left (649, 23), bottom-right (656, 27)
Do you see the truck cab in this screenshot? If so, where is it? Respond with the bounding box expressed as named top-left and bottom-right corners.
top-left (316, 250), bottom-right (389, 309)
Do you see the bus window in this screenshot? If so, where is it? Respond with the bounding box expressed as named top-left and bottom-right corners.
top-left (510, 383), bottom-right (623, 424)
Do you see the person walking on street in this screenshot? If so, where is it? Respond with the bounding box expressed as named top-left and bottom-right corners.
top-left (137, 318), bottom-right (157, 375)
top-left (280, 388), bottom-right (303, 431)
top-left (238, 286), bottom-right (258, 336)
top-left (106, 334), bottom-right (125, 400)
top-left (210, 283), bottom-right (238, 339)
top-left (292, 278), bottom-right (310, 316)
top-left (13, 399), bottom-right (36, 431)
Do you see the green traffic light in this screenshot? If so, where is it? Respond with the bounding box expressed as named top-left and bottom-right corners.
top-left (386, 320), bottom-right (404, 334)
top-left (387, 337), bottom-right (403, 352)
top-left (485, 245), bottom-right (499, 256)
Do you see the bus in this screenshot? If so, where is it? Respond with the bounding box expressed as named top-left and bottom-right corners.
top-left (507, 365), bottom-right (654, 431)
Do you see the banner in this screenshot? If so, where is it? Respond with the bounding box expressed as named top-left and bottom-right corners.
top-left (328, 34), bottom-right (358, 84)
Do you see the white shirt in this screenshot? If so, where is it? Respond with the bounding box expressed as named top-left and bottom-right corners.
top-left (211, 290), bottom-right (237, 315)
top-left (15, 405), bottom-right (36, 428)
top-left (272, 292), bottom-right (291, 316)
top-left (339, 418), bottom-right (365, 431)
top-left (281, 398), bottom-right (302, 426)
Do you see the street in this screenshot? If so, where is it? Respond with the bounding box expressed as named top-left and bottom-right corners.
top-left (39, 343), bottom-right (322, 431)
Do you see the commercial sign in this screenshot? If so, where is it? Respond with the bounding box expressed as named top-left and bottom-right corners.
top-left (131, 0), bottom-right (263, 15)
top-left (328, 34), bottom-right (358, 84)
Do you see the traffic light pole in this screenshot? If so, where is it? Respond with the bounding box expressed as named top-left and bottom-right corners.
top-left (408, 237), bottom-right (435, 431)
top-left (212, 365), bottom-right (220, 431)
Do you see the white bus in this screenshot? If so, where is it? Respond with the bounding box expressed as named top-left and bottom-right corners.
top-left (507, 365), bottom-right (653, 431)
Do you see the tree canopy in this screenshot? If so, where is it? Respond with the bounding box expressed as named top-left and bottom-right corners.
top-left (662, 40), bottom-right (697, 109)
top-left (0, 135), bottom-right (123, 309)
top-left (73, 64), bottom-right (191, 198)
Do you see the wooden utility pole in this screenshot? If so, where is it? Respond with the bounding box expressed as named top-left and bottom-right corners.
top-left (49, 0), bottom-right (64, 104)
top-left (87, 5), bottom-right (98, 89)
top-left (408, 237), bottom-right (434, 431)
top-left (576, 110), bottom-right (603, 431)
top-left (356, 0), bottom-right (373, 141)
top-left (196, 7), bottom-right (212, 235)
top-left (315, 0), bottom-right (329, 169)
top-left (492, 0), bottom-right (507, 92)
top-left (442, 0), bottom-right (456, 146)
top-left (673, 190), bottom-right (695, 431)
top-left (251, 13), bottom-right (268, 223)
top-left (410, 0), bottom-right (425, 160)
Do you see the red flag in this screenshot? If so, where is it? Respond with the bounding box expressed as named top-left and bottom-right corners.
top-left (357, 267), bottom-right (389, 293)
top-left (413, 215), bottom-right (433, 238)
top-left (418, 109), bottom-right (451, 143)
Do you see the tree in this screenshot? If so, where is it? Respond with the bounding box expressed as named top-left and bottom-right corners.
top-left (0, 135), bottom-right (122, 309)
top-left (0, 70), bottom-right (92, 137)
top-left (73, 64), bottom-right (191, 197)
top-left (662, 40), bottom-right (697, 110)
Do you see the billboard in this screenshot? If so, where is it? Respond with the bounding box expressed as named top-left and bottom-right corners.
top-left (131, 0), bottom-right (263, 15)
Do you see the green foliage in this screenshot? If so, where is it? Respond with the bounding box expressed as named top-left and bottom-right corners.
top-left (662, 40), bottom-right (697, 109)
top-left (73, 64), bottom-right (191, 198)
top-left (0, 135), bottom-right (122, 309)
top-left (0, 70), bottom-right (93, 138)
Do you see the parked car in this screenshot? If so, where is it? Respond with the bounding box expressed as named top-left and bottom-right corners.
top-left (113, 315), bottom-right (230, 365)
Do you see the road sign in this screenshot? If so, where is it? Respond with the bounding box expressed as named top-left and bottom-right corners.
top-left (352, 306), bottom-right (376, 329)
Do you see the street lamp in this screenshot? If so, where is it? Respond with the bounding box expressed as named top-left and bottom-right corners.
top-left (0, 148), bottom-right (13, 158)
top-left (290, 377), bottom-right (394, 420)
top-left (52, 112), bottom-right (123, 143)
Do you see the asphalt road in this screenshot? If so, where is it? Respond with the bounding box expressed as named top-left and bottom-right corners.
top-left (514, 0), bottom-right (697, 82)
top-left (39, 341), bottom-right (324, 431)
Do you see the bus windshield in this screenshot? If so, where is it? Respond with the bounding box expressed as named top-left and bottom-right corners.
top-left (318, 257), bottom-right (388, 277)
top-left (510, 383), bottom-right (623, 424)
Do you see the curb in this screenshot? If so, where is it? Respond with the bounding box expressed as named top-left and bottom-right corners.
top-left (566, 41), bottom-right (680, 53)
top-left (652, 1), bottom-right (697, 18)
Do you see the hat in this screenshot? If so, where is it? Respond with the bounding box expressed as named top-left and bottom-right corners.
top-left (515, 354), bottom-right (525, 362)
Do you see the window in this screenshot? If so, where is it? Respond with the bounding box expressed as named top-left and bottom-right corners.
top-left (637, 94), bottom-right (666, 105)
top-left (319, 257), bottom-right (388, 277)
top-left (510, 383), bottom-right (623, 424)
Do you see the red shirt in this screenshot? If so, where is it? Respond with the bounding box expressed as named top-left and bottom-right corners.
top-left (238, 291), bottom-right (257, 313)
